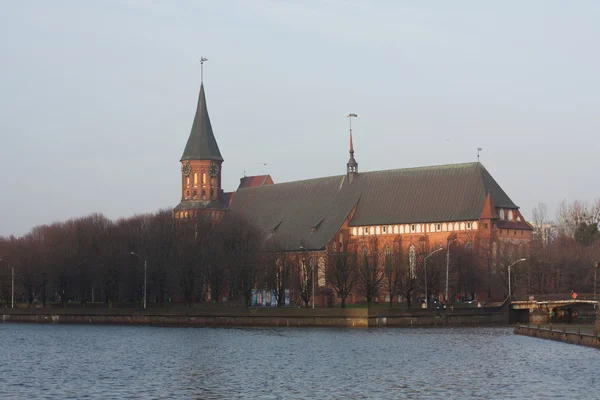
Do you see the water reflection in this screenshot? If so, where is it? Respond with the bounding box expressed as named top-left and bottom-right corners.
top-left (0, 324), bottom-right (597, 399)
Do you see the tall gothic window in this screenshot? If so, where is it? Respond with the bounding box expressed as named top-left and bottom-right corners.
top-left (492, 242), bottom-right (498, 273)
top-left (318, 257), bottom-right (326, 287)
top-left (385, 246), bottom-right (392, 274)
top-left (465, 242), bottom-right (472, 253)
top-left (409, 245), bottom-right (416, 278)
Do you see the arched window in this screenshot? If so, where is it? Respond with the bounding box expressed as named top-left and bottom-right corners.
top-left (363, 247), bottom-right (368, 257)
top-left (352, 227), bottom-right (357, 236)
top-left (318, 257), bottom-right (326, 287)
top-left (465, 242), bottom-right (472, 253)
top-left (409, 245), bottom-right (416, 278)
top-left (385, 246), bottom-right (392, 273)
top-left (194, 172), bottom-right (198, 185)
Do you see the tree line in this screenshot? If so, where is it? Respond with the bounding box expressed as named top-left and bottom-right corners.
top-left (0, 198), bottom-right (598, 309)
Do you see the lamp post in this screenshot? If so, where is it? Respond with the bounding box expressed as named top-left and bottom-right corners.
top-left (594, 261), bottom-right (599, 299)
top-left (508, 258), bottom-right (527, 300)
top-left (299, 247), bottom-right (314, 309)
top-left (445, 238), bottom-right (456, 303)
top-left (0, 259), bottom-right (14, 309)
top-left (424, 247), bottom-right (444, 308)
top-left (130, 252), bottom-right (147, 309)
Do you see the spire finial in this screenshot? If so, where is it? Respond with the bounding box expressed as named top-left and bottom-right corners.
top-left (347, 114), bottom-right (357, 154)
top-left (200, 57), bottom-right (208, 84)
top-left (477, 147), bottom-right (482, 162)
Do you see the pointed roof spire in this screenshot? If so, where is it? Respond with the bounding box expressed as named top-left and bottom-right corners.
top-left (181, 82), bottom-right (223, 161)
top-left (346, 114), bottom-right (358, 177)
top-left (480, 191), bottom-right (497, 219)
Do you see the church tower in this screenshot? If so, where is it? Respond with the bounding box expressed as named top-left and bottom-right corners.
top-left (174, 77), bottom-right (227, 219)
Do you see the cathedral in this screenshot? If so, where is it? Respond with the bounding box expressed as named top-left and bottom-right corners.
top-left (174, 79), bottom-right (533, 304)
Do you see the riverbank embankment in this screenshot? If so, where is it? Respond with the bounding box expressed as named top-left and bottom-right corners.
top-left (1, 306), bottom-right (509, 328)
top-left (514, 324), bottom-right (600, 349)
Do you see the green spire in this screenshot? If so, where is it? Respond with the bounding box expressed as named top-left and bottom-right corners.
top-left (180, 83), bottom-right (223, 161)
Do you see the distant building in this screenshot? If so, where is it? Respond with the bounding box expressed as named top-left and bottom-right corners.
top-left (174, 80), bottom-right (533, 303)
top-left (529, 222), bottom-right (558, 245)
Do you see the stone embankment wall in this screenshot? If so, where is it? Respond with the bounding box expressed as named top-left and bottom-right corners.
top-left (1, 307), bottom-right (508, 328)
top-left (514, 325), bottom-right (600, 349)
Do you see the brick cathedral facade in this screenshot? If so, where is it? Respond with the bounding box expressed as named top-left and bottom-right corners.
top-left (174, 80), bottom-right (533, 304)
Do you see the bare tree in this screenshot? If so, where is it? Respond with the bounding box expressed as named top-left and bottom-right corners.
top-left (218, 213), bottom-right (262, 306)
top-left (399, 244), bottom-right (419, 308)
top-left (299, 254), bottom-right (314, 307)
top-left (326, 249), bottom-right (357, 308)
top-left (383, 242), bottom-right (403, 307)
top-left (357, 240), bottom-right (384, 308)
top-left (264, 240), bottom-right (295, 307)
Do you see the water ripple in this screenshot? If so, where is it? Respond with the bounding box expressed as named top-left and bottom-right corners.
top-left (0, 324), bottom-right (597, 399)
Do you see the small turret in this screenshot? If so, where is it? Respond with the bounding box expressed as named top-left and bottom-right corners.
top-left (346, 113), bottom-right (358, 183)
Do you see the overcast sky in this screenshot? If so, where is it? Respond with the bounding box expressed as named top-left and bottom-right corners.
top-left (1, 0), bottom-right (599, 237)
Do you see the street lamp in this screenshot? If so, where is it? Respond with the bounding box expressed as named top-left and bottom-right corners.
top-left (507, 258), bottom-right (527, 300)
top-left (424, 247), bottom-right (444, 308)
top-left (445, 238), bottom-right (457, 303)
top-left (299, 246), bottom-right (314, 309)
top-left (0, 259), bottom-right (14, 308)
top-left (593, 261), bottom-right (599, 299)
top-left (130, 252), bottom-right (147, 309)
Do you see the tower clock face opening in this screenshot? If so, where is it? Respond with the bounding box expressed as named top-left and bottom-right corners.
top-left (182, 162), bottom-right (192, 176)
top-left (209, 162), bottom-right (219, 178)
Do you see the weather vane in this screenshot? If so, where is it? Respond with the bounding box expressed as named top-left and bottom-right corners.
top-left (347, 113), bottom-right (358, 132)
top-left (477, 147), bottom-right (482, 162)
top-left (200, 57), bottom-right (208, 83)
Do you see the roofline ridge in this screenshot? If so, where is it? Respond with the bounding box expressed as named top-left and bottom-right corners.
top-left (351, 161), bottom-right (479, 176)
top-left (236, 162), bottom-right (483, 191)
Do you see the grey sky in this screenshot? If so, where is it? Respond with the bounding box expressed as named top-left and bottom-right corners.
top-left (1, 0), bottom-right (598, 237)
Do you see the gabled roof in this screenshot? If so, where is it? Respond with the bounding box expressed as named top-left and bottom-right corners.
top-left (479, 193), bottom-right (497, 220)
top-left (181, 84), bottom-right (223, 162)
top-left (230, 175), bottom-right (361, 251)
top-left (238, 175), bottom-right (274, 189)
top-left (229, 162), bottom-right (518, 251)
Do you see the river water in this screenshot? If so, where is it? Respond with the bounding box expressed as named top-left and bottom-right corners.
top-left (0, 324), bottom-right (597, 399)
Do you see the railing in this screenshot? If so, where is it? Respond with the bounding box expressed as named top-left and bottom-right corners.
top-left (512, 293), bottom-right (600, 302)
